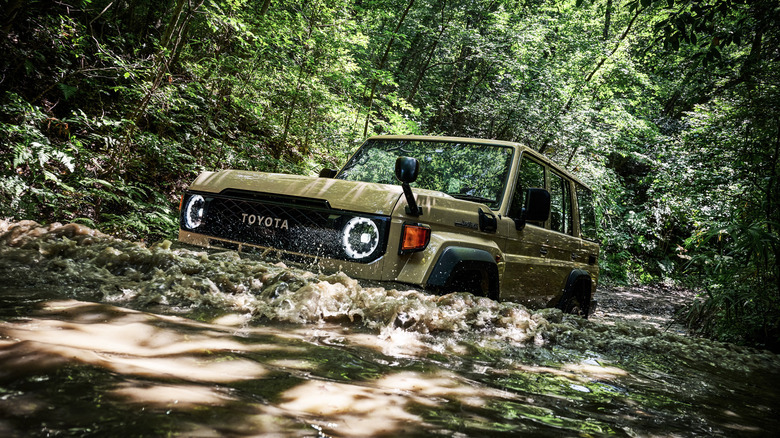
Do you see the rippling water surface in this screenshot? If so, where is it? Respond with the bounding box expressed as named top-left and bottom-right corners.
top-left (1, 221), bottom-right (778, 437)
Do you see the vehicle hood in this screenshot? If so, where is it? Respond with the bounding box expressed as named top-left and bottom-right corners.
top-left (189, 170), bottom-right (406, 216)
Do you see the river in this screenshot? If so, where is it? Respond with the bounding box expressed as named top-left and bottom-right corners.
top-left (1, 221), bottom-right (778, 437)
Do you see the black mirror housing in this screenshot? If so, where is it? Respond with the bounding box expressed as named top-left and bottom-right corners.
top-left (524, 188), bottom-right (550, 222)
top-left (515, 188), bottom-right (550, 230)
top-left (395, 156), bottom-right (420, 184)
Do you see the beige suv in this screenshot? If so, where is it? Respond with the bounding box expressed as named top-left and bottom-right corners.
top-left (179, 135), bottom-right (599, 316)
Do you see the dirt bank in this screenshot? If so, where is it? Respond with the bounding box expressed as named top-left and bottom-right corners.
top-left (591, 283), bottom-right (699, 335)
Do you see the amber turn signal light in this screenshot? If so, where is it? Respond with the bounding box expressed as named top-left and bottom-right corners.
top-left (399, 223), bottom-right (431, 254)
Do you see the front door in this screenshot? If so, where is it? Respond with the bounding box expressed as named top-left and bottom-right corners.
top-left (500, 155), bottom-right (579, 307)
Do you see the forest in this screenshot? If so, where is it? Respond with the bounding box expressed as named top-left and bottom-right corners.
top-left (1, 0), bottom-right (778, 349)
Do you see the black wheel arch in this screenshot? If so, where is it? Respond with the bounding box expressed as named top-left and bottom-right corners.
top-left (426, 246), bottom-right (500, 300)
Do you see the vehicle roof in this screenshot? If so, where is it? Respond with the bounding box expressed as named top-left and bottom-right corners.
top-left (365, 135), bottom-right (593, 190)
top-left (368, 134), bottom-right (527, 149)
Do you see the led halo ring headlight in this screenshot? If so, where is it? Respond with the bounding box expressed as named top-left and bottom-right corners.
top-left (342, 216), bottom-right (380, 260)
top-left (183, 194), bottom-right (206, 229)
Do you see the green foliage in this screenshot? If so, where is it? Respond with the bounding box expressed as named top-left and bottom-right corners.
top-left (625, 0), bottom-right (780, 347)
top-left (1, 92), bottom-right (77, 217)
top-left (673, 87), bottom-right (780, 347)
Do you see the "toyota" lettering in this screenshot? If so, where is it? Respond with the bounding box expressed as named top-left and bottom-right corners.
top-left (241, 213), bottom-right (289, 230)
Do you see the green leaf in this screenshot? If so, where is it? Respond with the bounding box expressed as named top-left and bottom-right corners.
top-left (58, 83), bottom-right (78, 100)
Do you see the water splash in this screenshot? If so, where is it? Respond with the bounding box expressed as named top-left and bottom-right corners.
top-left (0, 220), bottom-right (549, 342)
top-left (2, 220), bottom-right (779, 437)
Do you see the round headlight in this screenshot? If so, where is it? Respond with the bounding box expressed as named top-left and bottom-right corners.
top-left (183, 194), bottom-right (206, 229)
top-left (342, 217), bottom-right (380, 260)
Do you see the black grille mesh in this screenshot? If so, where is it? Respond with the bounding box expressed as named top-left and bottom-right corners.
top-left (182, 192), bottom-right (389, 263)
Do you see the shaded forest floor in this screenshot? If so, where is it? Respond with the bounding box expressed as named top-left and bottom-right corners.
top-left (592, 284), bottom-right (700, 335)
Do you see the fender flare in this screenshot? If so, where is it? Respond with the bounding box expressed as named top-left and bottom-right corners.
top-left (426, 247), bottom-right (500, 299)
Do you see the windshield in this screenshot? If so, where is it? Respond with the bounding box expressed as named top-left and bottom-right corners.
top-left (337, 139), bottom-right (514, 209)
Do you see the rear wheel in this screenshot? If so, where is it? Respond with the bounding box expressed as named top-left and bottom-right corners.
top-left (557, 276), bottom-right (591, 318)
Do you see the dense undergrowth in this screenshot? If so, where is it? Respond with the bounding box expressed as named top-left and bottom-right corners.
top-left (1, 0), bottom-right (778, 350)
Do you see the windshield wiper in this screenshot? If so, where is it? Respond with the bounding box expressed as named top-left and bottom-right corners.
top-left (448, 193), bottom-right (495, 204)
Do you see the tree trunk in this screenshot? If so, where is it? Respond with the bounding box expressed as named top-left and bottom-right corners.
top-left (118, 0), bottom-right (204, 166)
top-left (603, 0), bottom-right (612, 40)
top-left (538, 5), bottom-right (643, 155)
top-left (1, 0), bottom-right (26, 33)
top-left (407, 24), bottom-right (446, 104)
top-left (260, 0), bottom-right (272, 17)
top-left (362, 0), bottom-right (416, 137)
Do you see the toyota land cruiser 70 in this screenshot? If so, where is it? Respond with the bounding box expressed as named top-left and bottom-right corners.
top-left (179, 135), bottom-right (599, 316)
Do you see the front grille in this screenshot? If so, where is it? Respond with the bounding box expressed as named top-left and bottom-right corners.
top-left (181, 191), bottom-right (390, 263)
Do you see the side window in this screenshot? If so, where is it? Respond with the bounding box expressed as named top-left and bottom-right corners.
top-left (577, 185), bottom-right (598, 240)
top-left (549, 172), bottom-right (572, 235)
top-left (508, 155), bottom-right (545, 220)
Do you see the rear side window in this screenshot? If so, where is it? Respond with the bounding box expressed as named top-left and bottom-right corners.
top-left (508, 155), bottom-right (545, 219)
top-left (576, 185), bottom-right (598, 240)
top-left (549, 172), bottom-right (572, 235)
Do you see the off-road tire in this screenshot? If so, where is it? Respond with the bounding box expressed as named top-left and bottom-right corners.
top-left (558, 276), bottom-right (591, 318)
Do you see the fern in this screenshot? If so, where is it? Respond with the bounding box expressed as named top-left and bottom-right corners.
top-left (0, 93), bottom-right (79, 219)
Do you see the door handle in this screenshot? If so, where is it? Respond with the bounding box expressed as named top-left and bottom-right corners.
top-left (540, 248), bottom-right (548, 256)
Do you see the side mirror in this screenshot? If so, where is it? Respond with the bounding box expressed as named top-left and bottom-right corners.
top-left (515, 188), bottom-right (550, 230)
top-left (319, 168), bottom-right (338, 178)
top-left (395, 156), bottom-right (422, 216)
top-left (395, 156), bottom-right (419, 183)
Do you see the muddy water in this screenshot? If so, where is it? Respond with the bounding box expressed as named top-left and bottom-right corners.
top-left (0, 221), bottom-right (778, 437)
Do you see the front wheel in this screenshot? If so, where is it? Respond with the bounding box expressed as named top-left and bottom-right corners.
top-left (441, 268), bottom-right (498, 300)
